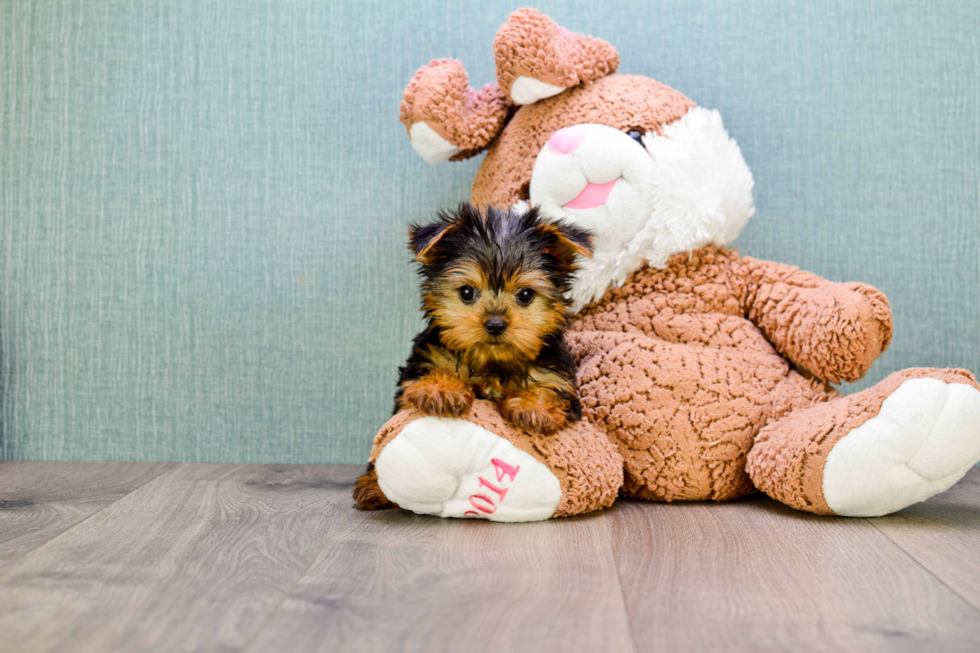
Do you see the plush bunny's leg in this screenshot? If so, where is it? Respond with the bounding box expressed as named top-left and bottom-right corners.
top-left (368, 401), bottom-right (623, 522)
top-left (747, 368), bottom-right (980, 516)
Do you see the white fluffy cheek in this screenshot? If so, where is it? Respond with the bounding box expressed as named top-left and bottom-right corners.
top-left (598, 181), bottom-right (651, 251)
top-left (529, 125), bottom-right (657, 243)
top-left (531, 161), bottom-right (655, 256)
top-left (577, 142), bottom-right (632, 185)
top-left (529, 156), bottom-right (587, 209)
top-left (546, 181), bottom-right (650, 255)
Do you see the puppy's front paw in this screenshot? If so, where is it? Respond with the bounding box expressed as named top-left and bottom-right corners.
top-left (501, 391), bottom-right (568, 436)
top-left (401, 372), bottom-right (475, 417)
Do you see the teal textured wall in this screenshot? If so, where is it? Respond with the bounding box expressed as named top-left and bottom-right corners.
top-left (1, 0), bottom-right (978, 463)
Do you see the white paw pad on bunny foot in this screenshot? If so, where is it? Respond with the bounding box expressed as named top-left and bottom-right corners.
top-left (823, 378), bottom-right (980, 517)
top-left (374, 416), bottom-right (562, 522)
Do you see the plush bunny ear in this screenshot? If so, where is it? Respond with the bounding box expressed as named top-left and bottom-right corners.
top-left (399, 59), bottom-right (514, 165)
top-left (493, 8), bottom-right (619, 105)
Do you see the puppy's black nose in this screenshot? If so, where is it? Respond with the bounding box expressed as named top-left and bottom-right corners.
top-left (483, 316), bottom-right (508, 336)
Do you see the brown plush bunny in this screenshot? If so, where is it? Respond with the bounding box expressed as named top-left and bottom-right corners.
top-left (360, 8), bottom-right (980, 522)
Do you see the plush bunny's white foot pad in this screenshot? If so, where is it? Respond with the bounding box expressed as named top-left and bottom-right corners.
top-left (823, 378), bottom-right (980, 517)
top-left (374, 416), bottom-right (562, 522)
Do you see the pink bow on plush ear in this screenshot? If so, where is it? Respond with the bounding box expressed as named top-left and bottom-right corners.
top-left (399, 8), bottom-right (619, 164)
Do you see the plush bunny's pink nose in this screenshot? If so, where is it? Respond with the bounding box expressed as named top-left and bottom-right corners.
top-left (547, 127), bottom-right (585, 155)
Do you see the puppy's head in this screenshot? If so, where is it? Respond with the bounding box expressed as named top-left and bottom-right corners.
top-left (409, 203), bottom-right (592, 369)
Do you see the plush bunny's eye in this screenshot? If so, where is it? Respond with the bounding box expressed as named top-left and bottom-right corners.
top-left (626, 129), bottom-right (645, 146)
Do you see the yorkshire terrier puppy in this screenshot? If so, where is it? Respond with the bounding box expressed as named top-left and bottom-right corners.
top-left (398, 203), bottom-right (593, 432)
top-left (353, 203), bottom-right (593, 510)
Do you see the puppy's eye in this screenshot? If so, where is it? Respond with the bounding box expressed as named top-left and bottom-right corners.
top-left (458, 285), bottom-right (477, 303)
top-left (516, 288), bottom-right (535, 305)
top-left (626, 129), bottom-right (644, 145)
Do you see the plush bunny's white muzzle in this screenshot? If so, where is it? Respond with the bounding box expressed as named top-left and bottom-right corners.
top-left (524, 107), bottom-right (756, 312)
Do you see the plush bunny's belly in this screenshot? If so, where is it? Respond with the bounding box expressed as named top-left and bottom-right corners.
top-left (564, 248), bottom-right (839, 501)
top-left (568, 323), bottom-right (831, 502)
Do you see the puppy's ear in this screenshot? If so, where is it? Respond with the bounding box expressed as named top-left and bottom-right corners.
top-left (537, 219), bottom-right (594, 264)
top-left (408, 219), bottom-right (456, 264)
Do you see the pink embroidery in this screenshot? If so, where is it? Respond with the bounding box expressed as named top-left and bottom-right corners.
top-left (491, 458), bottom-right (520, 483)
top-left (462, 459), bottom-right (521, 520)
top-left (478, 476), bottom-right (508, 501)
top-left (469, 494), bottom-right (497, 513)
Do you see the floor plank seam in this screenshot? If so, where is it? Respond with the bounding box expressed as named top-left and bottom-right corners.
top-left (0, 463), bottom-right (178, 584)
top-left (867, 517), bottom-right (980, 618)
top-left (604, 511), bottom-right (642, 653)
top-left (239, 506), bottom-right (357, 653)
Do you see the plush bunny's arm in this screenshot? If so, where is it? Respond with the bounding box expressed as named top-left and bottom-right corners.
top-left (732, 257), bottom-right (893, 384)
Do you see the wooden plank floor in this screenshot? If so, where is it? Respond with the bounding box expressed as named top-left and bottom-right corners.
top-left (1, 463), bottom-right (979, 653)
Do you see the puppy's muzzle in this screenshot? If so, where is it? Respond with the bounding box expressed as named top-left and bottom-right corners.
top-left (483, 317), bottom-right (508, 336)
